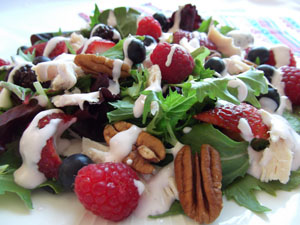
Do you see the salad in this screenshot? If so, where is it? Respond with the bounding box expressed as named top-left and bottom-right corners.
top-left (1, 2), bottom-right (300, 224)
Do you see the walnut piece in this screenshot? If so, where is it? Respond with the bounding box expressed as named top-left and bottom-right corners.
top-left (74, 54), bottom-right (131, 78)
top-left (174, 144), bottom-right (223, 224)
top-left (103, 121), bottom-right (166, 174)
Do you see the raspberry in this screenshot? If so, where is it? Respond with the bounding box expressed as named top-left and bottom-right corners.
top-left (74, 162), bottom-right (141, 222)
top-left (136, 16), bottom-right (162, 41)
top-left (173, 30), bottom-right (217, 50)
top-left (150, 42), bottom-right (195, 84)
top-left (281, 66), bottom-right (300, 105)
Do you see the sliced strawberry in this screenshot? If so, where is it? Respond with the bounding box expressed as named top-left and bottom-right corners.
top-left (38, 137), bottom-right (61, 179)
top-left (24, 42), bottom-right (47, 57)
top-left (85, 39), bottom-right (115, 54)
top-left (0, 58), bottom-right (9, 66)
top-left (38, 112), bottom-right (75, 129)
top-left (194, 103), bottom-right (269, 139)
top-left (37, 112), bottom-right (76, 179)
top-left (266, 49), bottom-right (297, 67)
top-left (48, 41), bottom-right (68, 58)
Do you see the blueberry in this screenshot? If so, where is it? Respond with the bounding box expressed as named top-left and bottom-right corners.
top-left (33, 56), bottom-right (51, 65)
top-left (257, 85), bottom-right (280, 112)
top-left (127, 38), bottom-right (146, 64)
top-left (204, 57), bottom-right (225, 73)
top-left (257, 64), bottom-right (275, 83)
top-left (250, 138), bottom-right (270, 151)
top-left (58, 154), bottom-right (93, 191)
top-left (247, 47), bottom-right (270, 64)
top-left (153, 13), bottom-right (169, 32)
top-left (143, 35), bottom-right (157, 47)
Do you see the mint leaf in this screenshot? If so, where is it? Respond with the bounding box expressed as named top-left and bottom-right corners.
top-left (149, 200), bottom-right (184, 219)
top-left (0, 81), bottom-right (33, 101)
top-left (90, 4), bottom-right (101, 28)
top-left (0, 166), bottom-right (33, 209)
top-left (107, 99), bottom-right (135, 122)
top-left (224, 169), bottom-right (300, 213)
top-left (180, 124), bottom-right (249, 188)
top-left (198, 17), bottom-right (212, 33)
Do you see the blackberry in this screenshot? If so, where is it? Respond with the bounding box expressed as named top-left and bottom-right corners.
top-left (91, 24), bottom-right (120, 43)
top-left (13, 65), bottom-right (37, 90)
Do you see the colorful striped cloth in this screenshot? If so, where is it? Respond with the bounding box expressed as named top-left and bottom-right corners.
top-left (135, 2), bottom-right (300, 59)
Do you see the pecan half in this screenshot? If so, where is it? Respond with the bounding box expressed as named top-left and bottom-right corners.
top-left (174, 144), bottom-right (222, 224)
top-left (74, 54), bottom-right (131, 78)
top-left (103, 121), bottom-right (166, 174)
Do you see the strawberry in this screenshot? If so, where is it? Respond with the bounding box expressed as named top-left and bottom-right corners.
top-left (0, 58), bottom-right (9, 66)
top-left (280, 66), bottom-right (300, 105)
top-left (37, 112), bottom-right (76, 179)
top-left (150, 42), bottom-right (195, 84)
top-left (194, 103), bottom-right (269, 140)
top-left (38, 137), bottom-right (61, 179)
top-left (136, 16), bottom-right (162, 41)
top-left (24, 42), bottom-right (47, 56)
top-left (265, 48), bottom-right (297, 67)
top-left (85, 39), bottom-right (115, 54)
top-left (48, 41), bottom-right (68, 58)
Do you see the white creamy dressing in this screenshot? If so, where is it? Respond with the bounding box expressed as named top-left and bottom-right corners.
top-left (33, 54), bottom-right (82, 91)
top-left (165, 44), bottom-right (181, 67)
top-left (158, 32), bottom-right (173, 43)
top-left (52, 91), bottom-right (100, 110)
top-left (33, 95), bottom-right (49, 107)
top-left (168, 6), bottom-right (183, 33)
top-left (223, 55), bottom-right (251, 75)
top-left (122, 36), bottom-right (135, 67)
top-left (271, 44), bottom-right (291, 68)
top-left (134, 179), bottom-right (145, 196)
top-left (69, 32), bottom-right (86, 52)
top-left (107, 10), bottom-right (117, 27)
top-left (238, 118), bottom-right (254, 142)
top-left (246, 110), bottom-right (300, 183)
top-left (133, 65), bottom-right (162, 118)
top-left (107, 59), bottom-right (123, 95)
top-left (13, 109), bottom-right (76, 189)
top-left (179, 37), bottom-right (199, 53)
top-left (227, 77), bottom-right (248, 102)
top-left (259, 97), bottom-right (278, 113)
top-left (43, 36), bottom-right (70, 58)
top-left (183, 126), bottom-right (192, 134)
top-left (80, 36), bottom-right (103, 54)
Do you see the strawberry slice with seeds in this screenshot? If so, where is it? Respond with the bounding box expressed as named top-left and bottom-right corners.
top-left (37, 112), bottom-right (76, 179)
top-left (0, 58), bottom-right (9, 66)
top-left (48, 41), bottom-right (68, 58)
top-left (24, 42), bottom-right (47, 56)
top-left (85, 39), bottom-right (115, 54)
top-left (194, 103), bottom-right (269, 140)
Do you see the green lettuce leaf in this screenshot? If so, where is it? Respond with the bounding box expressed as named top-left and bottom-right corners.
top-left (100, 39), bottom-right (124, 59)
top-left (283, 110), bottom-right (300, 133)
top-left (90, 4), bottom-right (101, 29)
top-left (0, 165), bottom-right (33, 209)
top-left (98, 7), bottom-right (140, 38)
top-left (191, 47), bottom-right (214, 79)
top-left (0, 81), bottom-right (33, 101)
top-left (224, 169), bottom-right (300, 213)
top-left (107, 99), bottom-right (135, 122)
top-left (180, 124), bottom-right (249, 188)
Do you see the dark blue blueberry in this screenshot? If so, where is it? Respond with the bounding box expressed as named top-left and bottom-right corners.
top-left (58, 153), bottom-right (93, 191)
top-left (204, 57), bottom-right (225, 73)
top-left (127, 38), bottom-right (146, 64)
top-left (247, 47), bottom-right (270, 64)
top-left (143, 35), bottom-right (157, 47)
top-left (257, 85), bottom-right (280, 112)
top-left (153, 13), bottom-right (169, 32)
top-left (33, 56), bottom-right (51, 65)
top-left (257, 64), bottom-right (276, 83)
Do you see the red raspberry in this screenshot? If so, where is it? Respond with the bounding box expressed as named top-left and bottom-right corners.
top-left (136, 16), bottom-right (162, 41)
top-left (266, 49), bottom-right (297, 67)
top-left (281, 66), bottom-right (300, 105)
top-left (173, 30), bottom-right (217, 50)
top-left (150, 42), bottom-right (195, 84)
top-left (74, 162), bottom-right (141, 222)
top-left (194, 103), bottom-right (269, 140)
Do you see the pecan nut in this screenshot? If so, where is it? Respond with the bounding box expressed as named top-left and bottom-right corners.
top-left (74, 54), bottom-right (131, 78)
top-left (103, 121), bottom-right (166, 174)
top-left (174, 144), bottom-right (222, 224)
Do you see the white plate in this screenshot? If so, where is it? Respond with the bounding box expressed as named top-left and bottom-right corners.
top-left (1, 1), bottom-right (300, 225)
